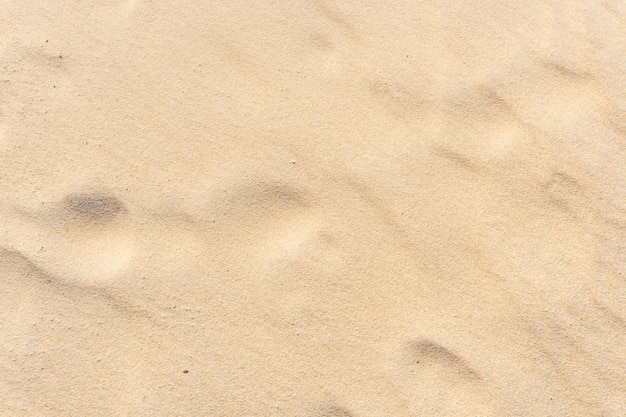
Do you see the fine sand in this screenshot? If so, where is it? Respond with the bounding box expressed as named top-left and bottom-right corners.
top-left (1, 1), bottom-right (625, 416)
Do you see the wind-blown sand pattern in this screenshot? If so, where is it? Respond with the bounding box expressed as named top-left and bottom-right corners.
top-left (0, 1), bottom-right (625, 416)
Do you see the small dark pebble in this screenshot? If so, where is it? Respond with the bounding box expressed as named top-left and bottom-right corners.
top-left (183, 370), bottom-right (189, 374)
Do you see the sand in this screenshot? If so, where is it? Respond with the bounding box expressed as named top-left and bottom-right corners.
top-left (0, 1), bottom-right (624, 415)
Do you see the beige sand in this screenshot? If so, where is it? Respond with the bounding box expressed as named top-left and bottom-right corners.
top-left (0, 1), bottom-right (625, 415)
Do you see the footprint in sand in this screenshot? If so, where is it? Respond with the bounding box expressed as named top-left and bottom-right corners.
top-left (0, 190), bottom-right (136, 286)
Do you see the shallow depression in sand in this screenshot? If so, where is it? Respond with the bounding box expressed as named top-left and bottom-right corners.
top-left (0, 1), bottom-right (625, 416)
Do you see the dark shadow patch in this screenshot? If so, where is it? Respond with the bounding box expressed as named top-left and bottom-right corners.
top-left (432, 147), bottom-right (482, 173)
top-left (205, 182), bottom-right (312, 231)
top-left (591, 297), bottom-right (626, 331)
top-left (312, 0), bottom-right (357, 36)
top-left (0, 45), bottom-right (70, 74)
top-left (312, 404), bottom-right (355, 417)
top-left (406, 339), bottom-right (481, 380)
top-left (0, 247), bottom-right (151, 320)
top-left (606, 110), bottom-right (626, 138)
top-left (61, 192), bottom-right (126, 223)
top-left (0, 246), bottom-right (56, 286)
top-left (226, 182), bottom-right (310, 213)
top-left (541, 60), bottom-right (593, 82)
top-left (257, 183), bottom-right (309, 205)
top-left (473, 86), bottom-right (510, 110)
top-left (309, 32), bottom-right (335, 52)
top-left (541, 171), bottom-right (584, 213)
top-left (28, 50), bottom-right (68, 71)
top-left (443, 85), bottom-right (513, 123)
top-left (600, 214), bottom-right (626, 232)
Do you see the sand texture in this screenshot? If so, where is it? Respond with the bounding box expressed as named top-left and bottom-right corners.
top-left (0, 1), bottom-right (625, 416)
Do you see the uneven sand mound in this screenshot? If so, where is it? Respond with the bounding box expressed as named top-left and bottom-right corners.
top-left (0, 1), bottom-right (624, 415)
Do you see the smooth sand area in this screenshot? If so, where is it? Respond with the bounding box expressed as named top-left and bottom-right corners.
top-left (0, 1), bottom-right (625, 415)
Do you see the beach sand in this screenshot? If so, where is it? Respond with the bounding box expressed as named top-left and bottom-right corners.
top-left (0, 1), bottom-right (624, 415)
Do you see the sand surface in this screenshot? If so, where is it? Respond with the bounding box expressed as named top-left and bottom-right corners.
top-left (1, 1), bottom-right (625, 416)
